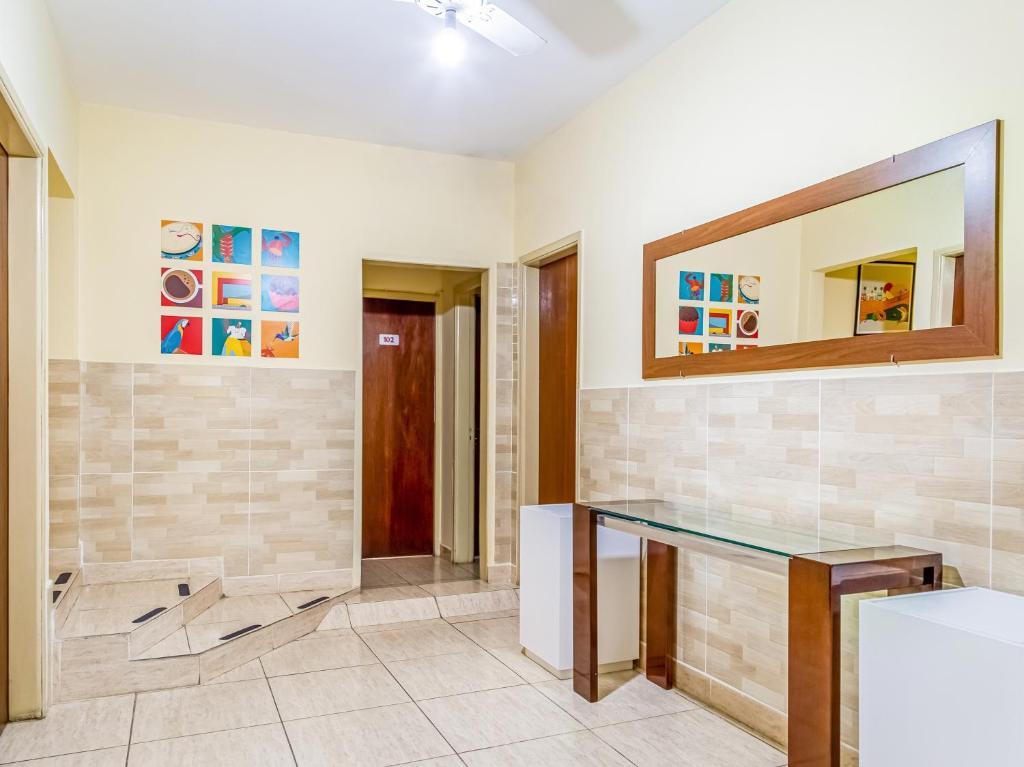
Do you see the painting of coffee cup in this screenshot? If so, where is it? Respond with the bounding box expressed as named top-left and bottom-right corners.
top-left (737, 309), bottom-right (759, 339)
top-left (160, 268), bottom-right (203, 308)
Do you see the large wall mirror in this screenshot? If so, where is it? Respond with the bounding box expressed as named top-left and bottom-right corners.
top-left (642, 121), bottom-right (1000, 378)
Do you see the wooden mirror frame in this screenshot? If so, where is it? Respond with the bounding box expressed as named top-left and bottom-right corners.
top-left (642, 121), bottom-right (1001, 379)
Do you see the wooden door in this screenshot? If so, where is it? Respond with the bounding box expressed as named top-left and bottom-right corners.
top-left (362, 298), bottom-right (435, 558)
top-left (0, 142), bottom-right (9, 726)
top-left (538, 252), bottom-right (578, 504)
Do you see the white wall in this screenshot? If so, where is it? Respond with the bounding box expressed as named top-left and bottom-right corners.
top-left (77, 104), bottom-right (513, 369)
top-left (515, 0), bottom-right (1023, 388)
top-left (0, 0), bottom-right (78, 187)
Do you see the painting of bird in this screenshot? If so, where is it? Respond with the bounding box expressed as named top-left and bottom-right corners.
top-left (274, 322), bottom-right (298, 343)
top-left (161, 318), bottom-right (190, 355)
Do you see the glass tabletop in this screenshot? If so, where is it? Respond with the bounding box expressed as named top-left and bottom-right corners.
top-left (584, 499), bottom-right (879, 558)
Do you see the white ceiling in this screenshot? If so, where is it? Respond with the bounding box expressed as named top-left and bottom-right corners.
top-left (46, 0), bottom-right (728, 159)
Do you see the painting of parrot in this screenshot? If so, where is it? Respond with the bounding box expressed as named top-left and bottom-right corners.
top-left (160, 316), bottom-right (201, 355)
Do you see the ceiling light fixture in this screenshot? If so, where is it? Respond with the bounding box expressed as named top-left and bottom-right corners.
top-left (433, 7), bottom-right (466, 67)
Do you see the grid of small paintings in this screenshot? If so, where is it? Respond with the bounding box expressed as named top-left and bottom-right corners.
top-left (677, 271), bottom-right (760, 356)
top-left (159, 220), bottom-right (301, 359)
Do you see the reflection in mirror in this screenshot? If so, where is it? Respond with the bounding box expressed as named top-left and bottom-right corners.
top-left (655, 166), bottom-right (965, 359)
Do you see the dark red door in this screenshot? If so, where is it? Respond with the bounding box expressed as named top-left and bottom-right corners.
top-left (362, 298), bottom-right (435, 558)
top-left (538, 251), bottom-right (578, 504)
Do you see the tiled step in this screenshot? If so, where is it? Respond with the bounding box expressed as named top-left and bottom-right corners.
top-left (49, 568), bottom-right (81, 635)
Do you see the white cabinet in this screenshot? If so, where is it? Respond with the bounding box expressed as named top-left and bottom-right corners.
top-left (860, 587), bottom-right (1024, 766)
top-left (519, 504), bottom-right (640, 677)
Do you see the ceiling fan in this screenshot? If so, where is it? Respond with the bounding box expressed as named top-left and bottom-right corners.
top-left (392, 0), bottom-right (546, 63)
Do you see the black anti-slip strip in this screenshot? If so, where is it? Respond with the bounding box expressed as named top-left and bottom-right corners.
top-left (55, 572), bottom-right (72, 585)
top-left (178, 583), bottom-right (191, 597)
top-left (219, 624), bottom-right (262, 641)
top-left (52, 590), bottom-right (61, 604)
top-left (132, 607), bottom-right (167, 624)
top-left (296, 596), bottom-right (329, 610)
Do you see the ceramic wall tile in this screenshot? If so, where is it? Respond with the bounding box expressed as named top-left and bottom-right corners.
top-left (132, 472), bottom-right (249, 576)
top-left (579, 388), bottom-right (628, 501)
top-left (250, 368), bottom-right (355, 471)
top-left (993, 372), bottom-right (1024, 594)
top-left (50, 475), bottom-right (80, 551)
top-left (81, 362), bottom-right (132, 474)
top-left (79, 474), bottom-right (132, 563)
top-left (48, 359), bottom-right (81, 477)
top-left (249, 470), bottom-right (354, 576)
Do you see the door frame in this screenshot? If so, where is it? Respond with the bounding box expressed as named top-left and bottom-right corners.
top-left (451, 277), bottom-right (481, 564)
top-left (358, 262), bottom-right (490, 581)
top-left (0, 71), bottom-right (48, 721)
top-left (517, 234), bottom-right (584, 566)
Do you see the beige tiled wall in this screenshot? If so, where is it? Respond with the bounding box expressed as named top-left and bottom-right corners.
top-left (493, 263), bottom-right (518, 575)
top-left (578, 371), bottom-right (1022, 751)
top-left (47, 360), bottom-right (356, 582)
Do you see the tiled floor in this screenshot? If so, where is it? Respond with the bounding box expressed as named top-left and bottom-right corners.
top-left (4, 560), bottom-right (787, 766)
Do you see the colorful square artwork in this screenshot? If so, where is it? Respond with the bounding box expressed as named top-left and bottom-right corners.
top-left (709, 342), bottom-right (732, 352)
top-left (160, 268), bottom-right (203, 308)
top-left (261, 274), bottom-right (300, 313)
top-left (212, 271), bottom-right (253, 311)
top-left (261, 320), bottom-right (300, 358)
top-left (708, 309), bottom-right (732, 336)
top-left (736, 308), bottom-right (760, 339)
top-left (710, 273), bottom-right (733, 303)
top-left (679, 341), bottom-right (704, 356)
top-left (212, 225), bottom-right (253, 265)
top-left (678, 305), bottom-right (703, 335)
top-left (160, 315), bottom-right (202, 355)
top-left (212, 318), bottom-right (252, 357)
top-left (736, 344), bottom-right (757, 350)
top-left (261, 229), bottom-right (300, 268)
top-left (737, 275), bottom-right (761, 304)
top-left (161, 220), bottom-right (203, 261)
top-left (679, 271), bottom-right (705, 302)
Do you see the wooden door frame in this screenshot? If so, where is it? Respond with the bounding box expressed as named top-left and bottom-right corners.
top-left (518, 234), bottom-right (584, 561)
top-left (452, 277), bottom-right (482, 564)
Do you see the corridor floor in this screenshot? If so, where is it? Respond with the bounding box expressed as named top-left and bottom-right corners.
top-left (0, 557), bottom-right (787, 766)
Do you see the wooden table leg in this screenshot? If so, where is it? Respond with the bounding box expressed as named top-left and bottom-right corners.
top-left (573, 504), bottom-right (598, 702)
top-left (645, 541), bottom-right (677, 690)
top-left (788, 549), bottom-right (943, 767)
top-left (788, 556), bottom-right (838, 767)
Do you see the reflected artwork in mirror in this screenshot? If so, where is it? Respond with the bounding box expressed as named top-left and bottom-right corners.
top-left (642, 121), bottom-right (1000, 378)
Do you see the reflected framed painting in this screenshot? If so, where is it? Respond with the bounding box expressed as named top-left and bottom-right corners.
top-left (855, 261), bottom-right (916, 335)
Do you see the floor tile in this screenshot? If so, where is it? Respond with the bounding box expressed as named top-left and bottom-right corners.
top-left (399, 758), bottom-right (465, 767)
top-left (285, 702), bottom-right (452, 766)
top-left (269, 664), bottom-right (409, 720)
top-left (419, 685), bottom-right (584, 752)
top-left (486, 648), bottom-right (557, 684)
top-left (280, 590), bottom-right (341, 614)
top-left (127, 723), bottom-right (294, 766)
top-left (202, 659), bottom-right (265, 685)
top-left (186, 618), bottom-right (278, 653)
top-left (343, 585), bottom-right (430, 605)
top-left (131, 679), bottom-right (279, 743)
top-left (61, 606), bottom-right (151, 638)
top-left (1, 747), bottom-right (128, 766)
top-left (460, 731), bottom-right (632, 766)
top-left (0, 695), bottom-right (134, 763)
top-left (454, 617), bottom-right (519, 649)
top-left (386, 649), bottom-right (524, 700)
top-left (260, 632), bottom-right (377, 677)
top-left (379, 557), bottom-right (477, 585)
top-left (348, 596), bottom-right (440, 628)
top-left (359, 560), bottom-right (408, 588)
top-left (417, 581), bottom-right (511, 598)
top-left (188, 594), bottom-right (291, 625)
top-left (360, 621), bottom-right (476, 662)
top-left (593, 709), bottom-right (786, 767)
top-left (75, 579), bottom-right (205, 611)
top-left (533, 671), bottom-right (698, 728)
top-left (436, 591), bottom-right (519, 619)
top-left (137, 627), bottom-right (190, 659)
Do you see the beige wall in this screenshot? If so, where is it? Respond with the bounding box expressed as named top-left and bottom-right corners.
top-left (77, 104), bottom-right (513, 368)
top-left (0, 0), bottom-right (78, 187)
top-left (47, 197), bottom-right (78, 358)
top-left (515, 0), bottom-right (1023, 388)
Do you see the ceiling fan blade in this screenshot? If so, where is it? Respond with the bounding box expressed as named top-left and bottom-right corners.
top-left (461, 3), bottom-right (546, 56)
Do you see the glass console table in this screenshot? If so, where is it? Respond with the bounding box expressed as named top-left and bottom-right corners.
top-left (572, 500), bottom-right (942, 767)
